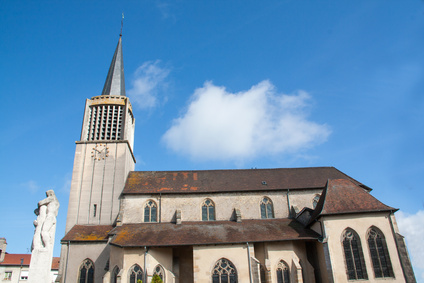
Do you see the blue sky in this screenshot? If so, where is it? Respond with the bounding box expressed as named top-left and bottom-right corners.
top-left (1, 0), bottom-right (423, 280)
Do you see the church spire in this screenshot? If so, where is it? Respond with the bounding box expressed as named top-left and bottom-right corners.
top-left (101, 35), bottom-right (126, 96)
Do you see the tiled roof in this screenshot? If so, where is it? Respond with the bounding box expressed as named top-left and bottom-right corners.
top-left (307, 179), bottom-right (396, 225)
top-left (61, 225), bottom-right (113, 242)
top-left (51, 257), bottom-right (60, 270)
top-left (0, 254), bottom-right (60, 269)
top-left (109, 219), bottom-right (320, 247)
top-left (123, 167), bottom-right (367, 195)
top-left (0, 254), bottom-right (31, 266)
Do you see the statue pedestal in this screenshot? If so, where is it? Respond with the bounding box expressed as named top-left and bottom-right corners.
top-left (28, 247), bottom-right (54, 283)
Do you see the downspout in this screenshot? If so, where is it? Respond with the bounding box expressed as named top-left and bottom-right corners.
top-left (286, 189), bottom-right (291, 218)
top-left (144, 246), bottom-right (148, 283)
top-left (159, 193), bottom-right (162, 223)
top-left (64, 241), bottom-right (70, 283)
top-left (247, 242), bottom-right (253, 283)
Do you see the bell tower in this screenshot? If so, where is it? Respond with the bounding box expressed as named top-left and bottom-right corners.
top-left (65, 35), bottom-right (135, 232)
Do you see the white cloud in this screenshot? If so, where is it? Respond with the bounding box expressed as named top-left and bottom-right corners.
top-left (127, 61), bottom-right (170, 109)
top-left (162, 80), bottom-right (330, 162)
top-left (21, 180), bottom-right (40, 194)
top-left (396, 210), bottom-right (424, 282)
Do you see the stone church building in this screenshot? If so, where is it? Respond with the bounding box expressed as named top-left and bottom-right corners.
top-left (56, 35), bottom-right (416, 283)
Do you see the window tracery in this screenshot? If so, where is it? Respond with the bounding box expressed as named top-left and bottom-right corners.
top-left (111, 266), bottom-right (119, 283)
top-left (342, 228), bottom-right (368, 280)
top-left (260, 197), bottom-right (274, 219)
top-left (212, 258), bottom-right (237, 283)
top-left (276, 260), bottom-right (290, 283)
top-left (128, 264), bottom-right (143, 283)
top-left (312, 194), bottom-right (320, 209)
top-left (78, 259), bottom-right (94, 283)
top-left (153, 264), bottom-right (165, 281)
top-left (202, 198), bottom-right (215, 221)
top-left (144, 200), bottom-right (158, 222)
top-left (367, 227), bottom-right (394, 278)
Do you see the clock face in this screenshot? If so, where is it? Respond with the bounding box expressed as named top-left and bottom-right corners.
top-left (91, 143), bottom-right (109, 161)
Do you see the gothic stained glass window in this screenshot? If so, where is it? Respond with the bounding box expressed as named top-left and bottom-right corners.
top-left (144, 200), bottom-right (158, 222)
top-left (153, 265), bottom-right (165, 281)
top-left (111, 266), bottom-right (119, 283)
top-left (312, 194), bottom-right (320, 209)
top-left (78, 259), bottom-right (94, 283)
top-left (260, 197), bottom-right (274, 219)
top-left (202, 198), bottom-right (215, 221)
top-left (367, 227), bottom-right (394, 278)
top-left (212, 258), bottom-right (238, 283)
top-left (276, 260), bottom-right (290, 283)
top-left (128, 264), bottom-right (143, 283)
top-left (342, 229), bottom-right (368, 280)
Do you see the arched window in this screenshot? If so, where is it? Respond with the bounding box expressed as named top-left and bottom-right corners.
top-left (78, 259), bottom-right (94, 283)
top-left (202, 198), bottom-right (215, 221)
top-left (128, 264), bottom-right (143, 283)
top-left (144, 200), bottom-right (158, 222)
top-left (111, 266), bottom-right (119, 283)
top-left (212, 258), bottom-right (237, 283)
top-left (367, 227), bottom-right (394, 278)
top-left (342, 228), bottom-right (368, 280)
top-left (260, 197), bottom-right (274, 219)
top-left (312, 194), bottom-right (320, 209)
top-left (153, 264), bottom-right (165, 281)
top-left (276, 260), bottom-right (290, 283)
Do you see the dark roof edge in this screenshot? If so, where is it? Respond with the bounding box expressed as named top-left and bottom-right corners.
top-left (122, 186), bottom-right (326, 195)
top-left (108, 238), bottom-right (319, 248)
top-left (127, 166), bottom-right (338, 174)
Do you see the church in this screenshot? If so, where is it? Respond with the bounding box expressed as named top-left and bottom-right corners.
top-left (56, 35), bottom-right (416, 283)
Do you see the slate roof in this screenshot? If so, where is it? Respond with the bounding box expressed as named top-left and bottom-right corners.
top-left (123, 167), bottom-right (368, 195)
top-left (307, 179), bottom-right (396, 225)
top-left (0, 254), bottom-right (60, 269)
top-left (109, 219), bottom-right (320, 247)
top-left (61, 225), bottom-right (113, 242)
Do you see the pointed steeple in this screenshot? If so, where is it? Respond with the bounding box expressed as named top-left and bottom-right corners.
top-left (101, 35), bottom-right (126, 96)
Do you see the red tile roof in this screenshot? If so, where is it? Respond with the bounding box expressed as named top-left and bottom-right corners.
top-left (109, 219), bottom-right (320, 247)
top-left (61, 225), bottom-right (113, 242)
top-left (51, 257), bottom-right (60, 270)
top-left (0, 254), bottom-right (31, 266)
top-left (307, 179), bottom-right (396, 225)
top-left (0, 254), bottom-right (60, 269)
top-left (123, 167), bottom-right (367, 195)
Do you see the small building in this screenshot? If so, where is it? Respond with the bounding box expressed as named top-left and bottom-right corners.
top-left (0, 238), bottom-right (59, 283)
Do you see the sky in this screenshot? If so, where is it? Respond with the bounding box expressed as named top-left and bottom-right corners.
top-left (0, 0), bottom-right (423, 280)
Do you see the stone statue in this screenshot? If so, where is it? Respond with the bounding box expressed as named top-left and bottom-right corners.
top-left (28, 190), bottom-right (59, 283)
top-left (32, 190), bottom-right (59, 250)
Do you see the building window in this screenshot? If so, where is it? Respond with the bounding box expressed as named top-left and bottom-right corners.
top-left (111, 266), bottom-right (119, 283)
top-left (212, 258), bottom-right (238, 283)
top-left (20, 270), bottom-right (29, 280)
top-left (312, 194), bottom-right (320, 209)
top-left (342, 228), bottom-right (368, 280)
top-left (153, 265), bottom-right (165, 281)
top-left (202, 198), bottom-right (215, 221)
top-left (128, 264), bottom-right (143, 283)
top-left (260, 197), bottom-right (274, 219)
top-left (144, 200), bottom-right (158, 222)
top-left (276, 260), bottom-right (290, 283)
top-left (4, 271), bottom-right (12, 280)
top-left (78, 259), bottom-right (94, 283)
top-left (367, 227), bottom-right (394, 278)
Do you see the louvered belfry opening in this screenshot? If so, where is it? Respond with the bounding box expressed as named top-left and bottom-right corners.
top-left (86, 102), bottom-right (124, 141)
